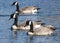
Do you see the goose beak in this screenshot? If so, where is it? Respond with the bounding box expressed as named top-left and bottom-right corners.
top-left (9, 16), bottom-right (12, 20)
top-left (9, 13), bottom-right (14, 20)
top-left (9, 17), bottom-right (11, 20)
top-left (11, 1), bottom-right (17, 6)
top-left (11, 3), bottom-right (15, 6)
top-left (11, 1), bottom-right (18, 6)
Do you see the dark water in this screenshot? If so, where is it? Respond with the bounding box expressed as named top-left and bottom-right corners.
top-left (0, 0), bottom-right (60, 43)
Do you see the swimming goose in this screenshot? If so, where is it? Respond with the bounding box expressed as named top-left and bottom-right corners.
top-left (11, 1), bottom-right (40, 14)
top-left (9, 12), bottom-right (55, 36)
top-left (25, 21), bottom-right (55, 36)
top-left (9, 11), bottom-right (43, 32)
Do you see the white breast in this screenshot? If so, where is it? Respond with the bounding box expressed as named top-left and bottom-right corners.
top-left (12, 25), bottom-right (17, 30)
top-left (13, 14), bottom-right (16, 18)
top-left (28, 32), bottom-right (34, 35)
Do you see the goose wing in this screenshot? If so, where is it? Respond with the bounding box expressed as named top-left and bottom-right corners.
top-left (20, 6), bottom-right (36, 11)
top-left (19, 6), bottom-right (37, 14)
top-left (33, 26), bottom-right (54, 35)
top-left (17, 21), bottom-right (26, 29)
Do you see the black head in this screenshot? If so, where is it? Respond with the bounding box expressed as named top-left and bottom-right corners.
top-left (29, 21), bottom-right (34, 33)
top-left (11, 1), bottom-right (18, 6)
top-left (25, 20), bottom-right (34, 32)
top-left (24, 20), bottom-right (32, 26)
top-left (9, 13), bottom-right (14, 20)
top-left (9, 13), bottom-right (17, 20)
top-left (9, 10), bottom-right (19, 20)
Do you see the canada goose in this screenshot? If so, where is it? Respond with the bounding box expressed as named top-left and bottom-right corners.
top-left (11, 1), bottom-right (40, 14)
top-left (25, 21), bottom-right (55, 36)
top-left (9, 11), bottom-right (43, 32)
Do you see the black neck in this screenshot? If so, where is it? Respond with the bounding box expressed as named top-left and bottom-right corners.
top-left (13, 15), bottom-right (18, 26)
top-left (29, 22), bottom-right (34, 32)
top-left (16, 3), bottom-right (19, 11)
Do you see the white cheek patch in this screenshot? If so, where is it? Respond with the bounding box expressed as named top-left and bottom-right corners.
top-left (13, 14), bottom-right (16, 18)
top-left (29, 21), bottom-right (31, 25)
top-left (15, 2), bottom-right (18, 5)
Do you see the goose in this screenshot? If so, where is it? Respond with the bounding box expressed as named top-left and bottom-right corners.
top-left (25, 20), bottom-right (56, 36)
top-left (11, 1), bottom-right (40, 14)
top-left (9, 11), bottom-right (44, 33)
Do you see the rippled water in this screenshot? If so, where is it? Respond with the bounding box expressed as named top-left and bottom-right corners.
top-left (0, 0), bottom-right (60, 43)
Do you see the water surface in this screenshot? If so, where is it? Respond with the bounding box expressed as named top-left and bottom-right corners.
top-left (0, 0), bottom-right (60, 43)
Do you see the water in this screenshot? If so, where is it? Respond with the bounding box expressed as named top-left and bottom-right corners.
top-left (0, 0), bottom-right (60, 43)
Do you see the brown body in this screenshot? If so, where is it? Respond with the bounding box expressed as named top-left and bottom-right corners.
top-left (19, 6), bottom-right (38, 14)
